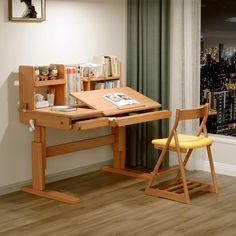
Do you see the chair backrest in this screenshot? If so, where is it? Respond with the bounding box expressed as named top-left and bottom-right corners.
top-left (172, 104), bottom-right (209, 137)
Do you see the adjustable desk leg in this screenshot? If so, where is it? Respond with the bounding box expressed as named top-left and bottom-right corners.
top-left (32, 126), bottom-right (46, 190)
top-left (112, 126), bottom-right (126, 169)
top-left (22, 126), bottom-right (80, 204)
top-left (102, 126), bottom-right (151, 180)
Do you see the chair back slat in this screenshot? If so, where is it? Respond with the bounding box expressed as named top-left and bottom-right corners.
top-left (177, 104), bottom-right (208, 121)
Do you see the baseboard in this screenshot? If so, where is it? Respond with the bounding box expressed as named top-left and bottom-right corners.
top-left (197, 160), bottom-right (236, 177)
top-left (0, 160), bottom-right (112, 196)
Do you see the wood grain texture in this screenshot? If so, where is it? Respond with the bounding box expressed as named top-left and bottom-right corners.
top-left (73, 117), bottom-right (109, 130)
top-left (0, 171), bottom-right (235, 236)
top-left (71, 87), bottom-right (161, 116)
top-left (19, 64), bottom-right (67, 110)
top-left (46, 135), bottom-right (114, 158)
top-left (82, 76), bottom-right (120, 82)
top-left (19, 66), bottom-right (35, 110)
top-left (32, 126), bottom-right (46, 191)
top-left (112, 127), bottom-right (125, 169)
top-left (109, 110), bottom-right (171, 127)
top-left (30, 107), bottom-right (102, 120)
top-left (22, 186), bottom-right (80, 204)
top-left (20, 111), bottom-right (72, 130)
top-left (102, 165), bottom-right (151, 180)
top-left (32, 142), bottom-right (45, 191)
top-left (34, 79), bottom-right (66, 87)
top-left (19, 108), bottom-right (103, 129)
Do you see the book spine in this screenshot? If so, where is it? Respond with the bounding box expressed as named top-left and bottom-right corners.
top-left (111, 56), bottom-right (118, 76)
top-left (66, 67), bottom-right (77, 105)
top-left (104, 56), bottom-right (112, 77)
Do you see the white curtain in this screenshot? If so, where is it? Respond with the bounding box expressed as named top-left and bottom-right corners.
top-left (169, 0), bottom-right (201, 169)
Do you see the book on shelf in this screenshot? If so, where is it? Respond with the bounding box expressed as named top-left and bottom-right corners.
top-left (109, 80), bottom-right (120, 88)
top-left (104, 80), bottom-right (118, 89)
top-left (94, 80), bottom-right (121, 90)
top-left (104, 56), bottom-right (112, 77)
top-left (114, 80), bottom-right (121, 88)
top-left (103, 93), bottom-right (139, 107)
top-left (95, 82), bottom-right (105, 90)
top-left (65, 65), bottom-right (82, 105)
top-left (93, 55), bottom-right (118, 77)
top-left (110, 56), bottom-right (118, 76)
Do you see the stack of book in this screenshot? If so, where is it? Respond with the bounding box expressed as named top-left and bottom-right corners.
top-left (93, 55), bottom-right (119, 77)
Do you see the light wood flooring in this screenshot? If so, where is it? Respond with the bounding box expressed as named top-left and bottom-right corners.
top-left (0, 170), bottom-right (235, 236)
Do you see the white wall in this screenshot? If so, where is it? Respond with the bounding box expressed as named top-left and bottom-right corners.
top-left (196, 135), bottom-right (236, 177)
top-left (0, 0), bottom-right (127, 189)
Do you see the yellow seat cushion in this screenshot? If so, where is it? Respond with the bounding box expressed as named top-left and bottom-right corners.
top-left (152, 134), bottom-right (213, 149)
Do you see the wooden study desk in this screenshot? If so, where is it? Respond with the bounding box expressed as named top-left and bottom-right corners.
top-left (19, 87), bottom-right (171, 204)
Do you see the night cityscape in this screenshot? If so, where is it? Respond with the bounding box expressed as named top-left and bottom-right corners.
top-left (201, 0), bottom-right (236, 136)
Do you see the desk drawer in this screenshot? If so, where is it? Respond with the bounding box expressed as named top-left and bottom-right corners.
top-left (73, 117), bottom-right (109, 130)
top-left (20, 111), bottom-right (72, 129)
top-left (109, 110), bottom-right (171, 127)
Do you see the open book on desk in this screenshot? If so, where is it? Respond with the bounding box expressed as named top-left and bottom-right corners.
top-left (103, 93), bottom-right (139, 107)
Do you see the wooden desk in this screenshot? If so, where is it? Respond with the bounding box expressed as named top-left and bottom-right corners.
top-left (20, 87), bottom-right (171, 204)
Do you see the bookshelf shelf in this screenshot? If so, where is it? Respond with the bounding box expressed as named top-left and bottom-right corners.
top-left (81, 60), bottom-right (121, 91)
top-left (34, 79), bottom-right (66, 87)
top-left (19, 64), bottom-right (66, 110)
top-left (19, 60), bottom-right (122, 110)
top-left (82, 76), bottom-right (120, 82)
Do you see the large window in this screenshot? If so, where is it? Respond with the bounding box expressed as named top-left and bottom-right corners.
top-left (201, 0), bottom-right (236, 136)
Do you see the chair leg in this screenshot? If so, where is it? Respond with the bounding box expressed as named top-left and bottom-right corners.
top-left (145, 147), bottom-right (190, 204)
top-left (206, 145), bottom-right (218, 193)
top-left (145, 146), bottom-right (168, 190)
top-left (145, 131), bottom-right (190, 204)
top-left (176, 149), bottom-right (193, 180)
top-left (146, 132), bottom-right (176, 189)
top-left (175, 144), bottom-right (190, 204)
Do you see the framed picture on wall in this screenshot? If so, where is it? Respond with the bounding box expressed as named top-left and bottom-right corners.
top-left (9, 0), bottom-right (46, 22)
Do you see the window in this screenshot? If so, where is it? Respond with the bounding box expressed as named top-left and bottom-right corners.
top-left (201, 0), bottom-right (236, 136)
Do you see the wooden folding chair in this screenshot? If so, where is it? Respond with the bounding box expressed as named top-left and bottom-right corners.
top-left (145, 104), bottom-right (218, 204)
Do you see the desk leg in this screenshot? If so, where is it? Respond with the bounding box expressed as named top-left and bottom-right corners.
top-left (32, 142), bottom-right (45, 190)
top-left (102, 126), bottom-right (151, 180)
top-left (32, 126), bottom-right (46, 190)
top-left (22, 126), bottom-right (80, 204)
top-left (112, 126), bottom-right (126, 169)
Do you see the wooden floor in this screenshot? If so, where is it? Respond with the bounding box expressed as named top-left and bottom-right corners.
top-left (0, 170), bottom-right (236, 236)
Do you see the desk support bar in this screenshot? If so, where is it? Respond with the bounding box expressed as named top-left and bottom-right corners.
top-left (46, 135), bottom-right (115, 158)
top-left (102, 166), bottom-right (151, 180)
top-left (22, 187), bottom-right (80, 204)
